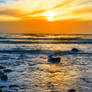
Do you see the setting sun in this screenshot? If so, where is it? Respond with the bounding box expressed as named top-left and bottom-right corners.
top-left (48, 16), bottom-right (54, 21)
top-left (44, 11), bottom-right (55, 21)
top-left (0, 0), bottom-right (92, 34)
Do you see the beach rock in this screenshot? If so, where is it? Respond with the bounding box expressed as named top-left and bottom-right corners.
top-left (0, 86), bottom-right (6, 88)
top-left (68, 89), bottom-right (76, 92)
top-left (4, 69), bottom-right (12, 73)
top-left (71, 48), bottom-right (79, 52)
top-left (0, 89), bottom-right (3, 92)
top-left (0, 66), bottom-right (5, 69)
top-left (1, 75), bottom-right (8, 80)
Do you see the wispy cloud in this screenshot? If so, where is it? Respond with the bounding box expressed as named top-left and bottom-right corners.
top-left (0, 0), bottom-right (92, 21)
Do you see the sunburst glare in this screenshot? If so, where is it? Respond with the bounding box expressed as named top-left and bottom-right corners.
top-left (44, 11), bottom-right (55, 21)
top-left (48, 16), bottom-right (54, 21)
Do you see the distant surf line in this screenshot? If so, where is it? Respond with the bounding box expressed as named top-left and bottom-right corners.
top-left (0, 41), bottom-right (92, 44)
top-left (0, 49), bottom-right (91, 56)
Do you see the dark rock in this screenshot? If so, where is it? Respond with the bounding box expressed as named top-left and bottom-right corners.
top-left (0, 86), bottom-right (6, 88)
top-left (34, 85), bottom-right (39, 87)
top-left (71, 48), bottom-right (79, 52)
top-left (4, 69), bottom-right (12, 73)
top-left (1, 75), bottom-right (8, 80)
top-left (0, 66), bottom-right (5, 69)
top-left (68, 89), bottom-right (76, 92)
top-left (0, 89), bottom-right (3, 92)
top-left (48, 55), bottom-right (61, 63)
top-left (9, 85), bottom-right (19, 88)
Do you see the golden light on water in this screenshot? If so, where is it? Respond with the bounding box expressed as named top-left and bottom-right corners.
top-left (27, 63), bottom-right (80, 92)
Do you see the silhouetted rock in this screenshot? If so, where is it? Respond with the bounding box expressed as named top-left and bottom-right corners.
top-left (71, 48), bottom-right (79, 52)
top-left (48, 55), bottom-right (61, 63)
top-left (68, 89), bottom-right (76, 92)
top-left (0, 66), bottom-right (5, 69)
top-left (0, 89), bottom-right (3, 92)
top-left (1, 75), bottom-right (8, 80)
top-left (0, 86), bottom-right (6, 88)
top-left (4, 69), bottom-right (12, 73)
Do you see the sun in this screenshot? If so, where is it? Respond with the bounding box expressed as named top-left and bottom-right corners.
top-left (44, 11), bottom-right (55, 21)
top-left (48, 16), bottom-right (54, 21)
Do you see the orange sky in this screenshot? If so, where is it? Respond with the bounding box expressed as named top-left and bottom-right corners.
top-left (0, 0), bottom-right (92, 34)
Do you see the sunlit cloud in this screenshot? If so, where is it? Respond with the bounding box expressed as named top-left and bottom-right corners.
top-left (0, 0), bottom-right (92, 21)
top-left (0, 15), bottom-right (21, 21)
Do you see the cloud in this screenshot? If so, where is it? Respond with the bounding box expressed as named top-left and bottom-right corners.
top-left (73, 6), bottom-right (92, 14)
top-left (0, 9), bottom-right (23, 16)
top-left (0, 0), bottom-right (92, 34)
top-left (0, 0), bottom-right (92, 21)
top-left (0, 15), bottom-right (20, 21)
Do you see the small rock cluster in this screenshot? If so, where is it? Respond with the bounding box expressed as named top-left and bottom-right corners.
top-left (0, 65), bottom-right (13, 92)
top-left (0, 65), bottom-right (11, 81)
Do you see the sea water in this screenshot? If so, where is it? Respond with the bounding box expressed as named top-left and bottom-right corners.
top-left (0, 34), bottom-right (92, 92)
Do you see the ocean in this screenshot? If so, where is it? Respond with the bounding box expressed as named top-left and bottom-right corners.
top-left (0, 33), bottom-right (92, 92)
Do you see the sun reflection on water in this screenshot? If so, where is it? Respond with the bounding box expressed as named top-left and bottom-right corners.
top-left (25, 61), bottom-right (80, 92)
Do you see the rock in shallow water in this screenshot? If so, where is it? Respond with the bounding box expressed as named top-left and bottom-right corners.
top-left (0, 86), bottom-right (6, 89)
top-left (0, 66), bottom-right (5, 69)
top-left (71, 48), bottom-right (79, 52)
top-left (3, 69), bottom-right (12, 73)
top-left (68, 89), bottom-right (76, 92)
top-left (1, 75), bottom-right (8, 80)
top-left (0, 89), bottom-right (3, 92)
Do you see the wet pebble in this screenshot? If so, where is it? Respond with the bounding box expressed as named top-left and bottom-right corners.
top-left (68, 89), bottom-right (76, 92)
top-left (1, 75), bottom-right (8, 80)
